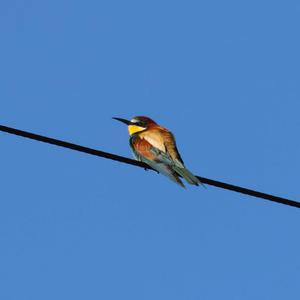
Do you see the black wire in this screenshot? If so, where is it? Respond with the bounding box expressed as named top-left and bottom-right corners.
top-left (0, 124), bottom-right (299, 209)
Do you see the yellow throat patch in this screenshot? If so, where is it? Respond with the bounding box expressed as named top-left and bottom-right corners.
top-left (128, 125), bottom-right (146, 135)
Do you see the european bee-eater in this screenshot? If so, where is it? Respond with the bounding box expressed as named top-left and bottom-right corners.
top-left (113, 116), bottom-right (202, 187)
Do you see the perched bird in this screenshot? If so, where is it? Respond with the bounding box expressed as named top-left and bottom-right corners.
top-left (113, 116), bottom-right (202, 188)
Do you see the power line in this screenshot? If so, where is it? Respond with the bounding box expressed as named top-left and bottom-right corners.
top-left (0, 124), bottom-right (299, 209)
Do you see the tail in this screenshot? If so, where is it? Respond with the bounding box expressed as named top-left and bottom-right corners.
top-left (154, 163), bottom-right (186, 188)
top-left (173, 165), bottom-right (205, 187)
top-left (142, 158), bottom-right (186, 188)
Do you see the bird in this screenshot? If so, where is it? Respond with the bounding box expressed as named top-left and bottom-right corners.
top-left (113, 116), bottom-right (203, 188)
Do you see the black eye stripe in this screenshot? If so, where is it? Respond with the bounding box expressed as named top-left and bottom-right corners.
top-left (132, 121), bottom-right (143, 127)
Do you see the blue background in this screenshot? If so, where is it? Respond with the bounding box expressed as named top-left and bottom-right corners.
top-left (1, 1), bottom-right (300, 299)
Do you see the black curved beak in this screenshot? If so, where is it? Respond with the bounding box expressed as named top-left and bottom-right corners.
top-left (112, 117), bottom-right (134, 125)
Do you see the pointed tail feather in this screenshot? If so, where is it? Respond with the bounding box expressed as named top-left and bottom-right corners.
top-left (156, 163), bottom-right (186, 188)
top-left (143, 159), bottom-right (186, 188)
top-left (173, 165), bottom-right (204, 187)
top-left (168, 171), bottom-right (186, 188)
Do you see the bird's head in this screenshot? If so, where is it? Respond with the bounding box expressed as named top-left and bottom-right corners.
top-left (113, 116), bottom-right (157, 136)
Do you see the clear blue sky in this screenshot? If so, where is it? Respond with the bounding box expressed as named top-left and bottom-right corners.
top-left (1, 1), bottom-right (300, 299)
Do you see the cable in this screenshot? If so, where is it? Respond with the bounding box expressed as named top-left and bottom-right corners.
top-left (0, 124), bottom-right (299, 209)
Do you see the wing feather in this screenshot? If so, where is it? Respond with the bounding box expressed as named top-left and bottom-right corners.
top-left (130, 130), bottom-right (202, 187)
top-left (130, 135), bottom-right (185, 187)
